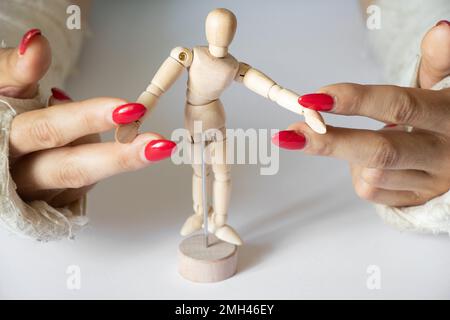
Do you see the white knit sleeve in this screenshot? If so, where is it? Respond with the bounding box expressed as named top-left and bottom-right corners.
top-left (370, 0), bottom-right (450, 235)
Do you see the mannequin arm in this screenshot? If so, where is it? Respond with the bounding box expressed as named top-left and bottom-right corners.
top-left (115, 47), bottom-right (192, 143)
top-left (137, 47), bottom-right (192, 118)
top-left (235, 62), bottom-right (326, 134)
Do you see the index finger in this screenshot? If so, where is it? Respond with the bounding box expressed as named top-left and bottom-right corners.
top-left (10, 97), bottom-right (144, 157)
top-left (299, 83), bottom-right (450, 135)
top-left (281, 122), bottom-right (446, 172)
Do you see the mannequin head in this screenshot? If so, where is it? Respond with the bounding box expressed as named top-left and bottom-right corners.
top-left (205, 8), bottom-right (237, 58)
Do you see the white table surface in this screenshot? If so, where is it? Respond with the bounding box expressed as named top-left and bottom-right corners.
top-left (1, 0), bottom-right (449, 299)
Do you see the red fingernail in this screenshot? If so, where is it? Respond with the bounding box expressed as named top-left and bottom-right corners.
top-left (384, 123), bottom-right (397, 128)
top-left (144, 139), bottom-right (177, 162)
top-left (436, 20), bottom-right (450, 27)
top-left (19, 28), bottom-right (41, 55)
top-left (272, 130), bottom-right (306, 150)
top-left (51, 87), bottom-right (71, 101)
top-left (298, 93), bottom-right (334, 111)
top-left (112, 103), bottom-right (147, 124)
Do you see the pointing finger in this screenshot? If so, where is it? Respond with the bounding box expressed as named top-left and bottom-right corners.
top-left (299, 84), bottom-right (450, 135)
top-left (10, 97), bottom-right (147, 157)
top-left (273, 122), bottom-right (446, 172)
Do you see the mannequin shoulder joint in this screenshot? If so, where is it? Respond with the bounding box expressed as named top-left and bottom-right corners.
top-left (170, 47), bottom-right (193, 67)
top-left (234, 62), bottom-right (251, 82)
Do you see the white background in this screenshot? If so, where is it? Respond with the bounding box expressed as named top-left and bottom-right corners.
top-left (0, 0), bottom-right (449, 299)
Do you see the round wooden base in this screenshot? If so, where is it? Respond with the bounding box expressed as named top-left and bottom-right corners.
top-left (178, 234), bottom-right (238, 283)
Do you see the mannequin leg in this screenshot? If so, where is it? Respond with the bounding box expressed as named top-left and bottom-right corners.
top-left (209, 138), bottom-right (242, 245)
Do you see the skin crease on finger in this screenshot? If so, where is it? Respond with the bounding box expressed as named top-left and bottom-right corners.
top-left (354, 124), bottom-right (450, 206)
top-left (8, 97), bottom-right (129, 158)
top-left (350, 165), bottom-right (425, 207)
top-left (33, 89), bottom-right (102, 205)
top-left (351, 164), bottom-right (450, 207)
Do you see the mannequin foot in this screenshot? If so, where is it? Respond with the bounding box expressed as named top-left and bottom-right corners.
top-left (214, 224), bottom-right (243, 246)
top-left (180, 213), bottom-right (203, 236)
top-left (207, 216), bottom-right (242, 246)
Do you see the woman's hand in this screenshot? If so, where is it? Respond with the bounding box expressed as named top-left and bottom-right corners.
top-left (1, 29), bottom-right (176, 207)
top-left (273, 21), bottom-right (450, 207)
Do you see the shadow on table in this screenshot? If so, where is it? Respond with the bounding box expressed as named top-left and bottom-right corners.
top-left (238, 181), bottom-right (357, 272)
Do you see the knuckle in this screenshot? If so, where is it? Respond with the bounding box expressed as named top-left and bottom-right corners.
top-left (344, 83), bottom-right (365, 97)
top-left (360, 168), bottom-right (385, 186)
top-left (428, 136), bottom-right (449, 171)
top-left (355, 180), bottom-right (379, 201)
top-left (79, 110), bottom-right (99, 133)
top-left (313, 141), bottom-right (333, 157)
top-left (56, 158), bottom-right (90, 188)
top-left (369, 136), bottom-right (398, 168)
top-left (329, 83), bottom-right (365, 114)
top-left (306, 136), bottom-right (333, 157)
top-left (29, 117), bottom-right (64, 148)
top-left (116, 149), bottom-right (140, 171)
top-left (389, 89), bottom-right (420, 124)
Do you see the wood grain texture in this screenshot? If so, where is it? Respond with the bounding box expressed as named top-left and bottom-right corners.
top-left (178, 234), bottom-right (238, 282)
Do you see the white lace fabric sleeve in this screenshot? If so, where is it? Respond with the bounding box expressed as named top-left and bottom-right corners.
top-left (376, 191), bottom-right (450, 236)
top-left (370, 0), bottom-right (450, 235)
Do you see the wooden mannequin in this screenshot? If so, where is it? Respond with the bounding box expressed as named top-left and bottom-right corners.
top-left (116, 8), bottom-right (326, 281)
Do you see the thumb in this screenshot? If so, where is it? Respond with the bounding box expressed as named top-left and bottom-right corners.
top-left (419, 20), bottom-right (450, 89)
top-left (0, 28), bottom-right (52, 98)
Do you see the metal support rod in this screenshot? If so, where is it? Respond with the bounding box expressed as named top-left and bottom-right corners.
top-left (201, 133), bottom-right (209, 248)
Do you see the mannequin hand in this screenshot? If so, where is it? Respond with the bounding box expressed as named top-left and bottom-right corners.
top-left (1, 29), bottom-right (176, 207)
top-left (273, 21), bottom-right (450, 207)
